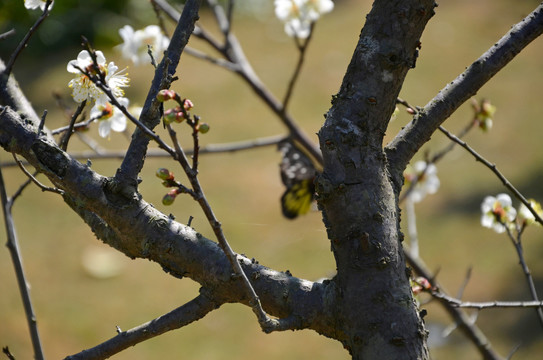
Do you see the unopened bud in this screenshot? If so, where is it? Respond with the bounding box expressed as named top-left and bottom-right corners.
top-left (156, 168), bottom-right (174, 181)
top-left (197, 123), bottom-right (210, 134)
top-left (157, 89), bottom-right (177, 102)
top-left (163, 109), bottom-right (177, 124)
top-left (175, 112), bottom-right (186, 123)
top-left (162, 189), bottom-right (178, 205)
top-left (183, 99), bottom-right (194, 111)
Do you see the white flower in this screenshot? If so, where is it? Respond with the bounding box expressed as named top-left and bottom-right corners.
top-left (90, 98), bottom-right (129, 138)
top-left (284, 18), bottom-right (311, 38)
top-left (481, 193), bottom-right (517, 233)
top-left (67, 50), bottom-right (129, 105)
top-left (404, 161), bottom-right (440, 203)
top-left (274, 0), bottom-right (334, 38)
top-left (116, 25), bottom-right (170, 66)
top-left (24, 0), bottom-right (53, 11)
top-left (518, 199), bottom-right (543, 227)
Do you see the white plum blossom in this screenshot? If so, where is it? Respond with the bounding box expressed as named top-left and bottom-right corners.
top-left (274, 0), bottom-right (334, 38)
top-left (403, 161), bottom-right (440, 203)
top-left (24, 0), bottom-right (53, 11)
top-left (67, 50), bottom-right (129, 105)
top-left (90, 98), bottom-right (129, 138)
top-left (481, 193), bottom-right (517, 233)
top-left (116, 25), bottom-right (170, 66)
top-left (517, 199), bottom-right (543, 227)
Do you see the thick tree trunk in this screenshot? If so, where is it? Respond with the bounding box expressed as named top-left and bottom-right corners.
top-left (317, 1), bottom-right (436, 358)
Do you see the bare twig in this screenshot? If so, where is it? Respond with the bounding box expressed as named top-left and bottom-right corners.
top-left (0, 167), bottom-right (45, 360)
top-left (456, 266), bottom-right (473, 300)
top-left (504, 227), bottom-right (543, 329)
top-left (59, 100), bottom-right (87, 150)
top-left (165, 123), bottom-right (280, 332)
top-left (4, 0), bottom-right (53, 76)
top-left (0, 29), bottom-right (16, 41)
top-left (2, 347), bottom-right (16, 360)
top-left (431, 291), bottom-right (543, 310)
top-left (64, 292), bottom-right (222, 360)
top-left (0, 134), bottom-right (288, 168)
top-left (12, 152), bottom-right (64, 195)
top-left (282, 23), bottom-right (315, 111)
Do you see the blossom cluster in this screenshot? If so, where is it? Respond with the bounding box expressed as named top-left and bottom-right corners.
top-left (403, 161), bottom-right (440, 203)
top-left (116, 25), bottom-right (170, 66)
top-left (274, 0), bottom-right (334, 38)
top-left (481, 193), bottom-right (542, 233)
top-left (24, 0), bottom-right (53, 11)
top-left (67, 50), bottom-right (130, 138)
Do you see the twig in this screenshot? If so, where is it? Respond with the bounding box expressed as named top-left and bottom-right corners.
top-left (431, 291), bottom-right (543, 310)
top-left (282, 23), bottom-right (315, 111)
top-left (506, 343), bottom-right (522, 360)
top-left (438, 126), bottom-right (543, 226)
top-left (64, 292), bottom-right (221, 360)
top-left (504, 227), bottom-right (543, 329)
top-left (166, 123), bottom-right (279, 332)
top-left (37, 110), bottom-right (47, 135)
top-left (4, 0), bottom-right (53, 76)
top-left (2, 347), bottom-right (16, 360)
top-left (0, 134), bottom-right (288, 168)
top-left (184, 46), bottom-right (240, 72)
top-left (150, 0), bottom-right (170, 38)
top-left (12, 152), bottom-right (64, 195)
top-left (0, 29), bottom-right (16, 41)
top-left (456, 266), bottom-right (473, 300)
top-left (0, 167), bottom-right (45, 360)
top-left (59, 100), bottom-right (87, 150)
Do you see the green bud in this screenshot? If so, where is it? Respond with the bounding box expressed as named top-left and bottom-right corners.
top-left (198, 123), bottom-right (210, 134)
top-left (162, 189), bottom-right (178, 205)
top-left (156, 168), bottom-right (173, 180)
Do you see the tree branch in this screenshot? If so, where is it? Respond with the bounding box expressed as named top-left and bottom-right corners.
top-left (113, 0), bottom-right (200, 196)
top-left (64, 291), bottom-right (222, 360)
top-left (0, 105), bottom-right (335, 341)
top-left (0, 167), bottom-right (45, 360)
top-left (386, 3), bottom-right (543, 178)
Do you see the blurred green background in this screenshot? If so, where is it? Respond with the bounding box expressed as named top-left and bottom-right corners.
top-left (1, 0), bottom-right (543, 359)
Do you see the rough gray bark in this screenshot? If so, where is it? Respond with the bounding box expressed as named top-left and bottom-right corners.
top-left (2, 1), bottom-right (543, 359)
top-left (316, 1), bottom-right (436, 358)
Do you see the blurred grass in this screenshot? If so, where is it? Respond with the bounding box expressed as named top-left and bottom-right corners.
top-left (1, 0), bottom-right (543, 359)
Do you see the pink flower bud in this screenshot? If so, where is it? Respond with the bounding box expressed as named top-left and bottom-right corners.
top-left (157, 89), bottom-right (177, 102)
top-left (183, 99), bottom-right (194, 111)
